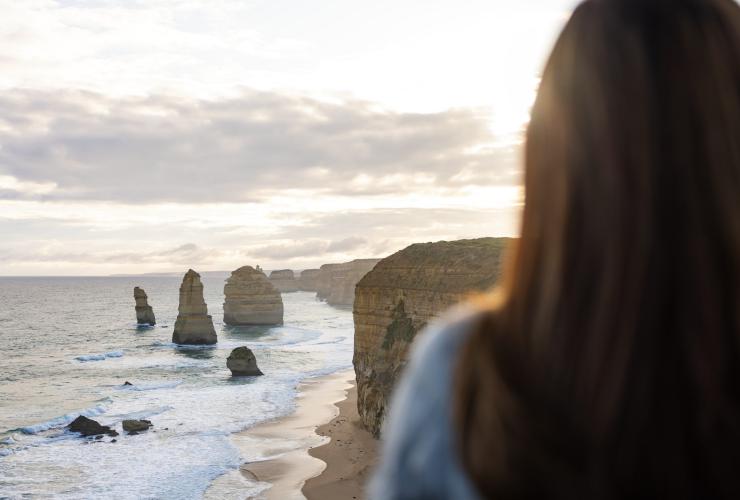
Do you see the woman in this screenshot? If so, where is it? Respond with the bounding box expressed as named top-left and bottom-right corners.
top-left (371, 0), bottom-right (740, 498)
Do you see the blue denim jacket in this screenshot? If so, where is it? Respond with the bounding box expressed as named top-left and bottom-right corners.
top-left (369, 308), bottom-right (482, 500)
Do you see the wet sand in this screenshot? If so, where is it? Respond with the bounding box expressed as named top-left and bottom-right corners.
top-left (205, 369), bottom-right (378, 499)
top-left (302, 380), bottom-right (379, 500)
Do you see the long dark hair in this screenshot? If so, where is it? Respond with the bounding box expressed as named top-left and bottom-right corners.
top-left (455, 0), bottom-right (740, 498)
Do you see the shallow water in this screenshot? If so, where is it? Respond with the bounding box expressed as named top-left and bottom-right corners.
top-left (0, 276), bottom-right (353, 499)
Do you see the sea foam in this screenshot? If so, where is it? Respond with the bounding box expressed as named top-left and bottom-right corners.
top-left (75, 351), bottom-right (124, 362)
top-left (19, 402), bottom-right (109, 435)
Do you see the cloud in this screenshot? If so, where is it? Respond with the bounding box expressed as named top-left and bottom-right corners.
top-left (248, 237), bottom-right (369, 260)
top-left (326, 236), bottom-right (367, 253)
top-left (0, 89), bottom-right (517, 204)
top-left (0, 242), bottom-right (221, 266)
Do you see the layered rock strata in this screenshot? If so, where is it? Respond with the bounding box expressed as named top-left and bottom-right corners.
top-left (315, 259), bottom-right (381, 307)
top-left (353, 238), bottom-right (511, 436)
top-left (297, 269), bottom-right (320, 292)
top-left (269, 269), bottom-right (299, 293)
top-left (227, 346), bottom-right (263, 376)
top-left (172, 269), bottom-right (217, 345)
top-left (134, 287), bottom-right (156, 326)
top-left (223, 266), bottom-right (283, 325)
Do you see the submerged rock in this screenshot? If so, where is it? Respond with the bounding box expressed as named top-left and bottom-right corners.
top-left (68, 416), bottom-right (118, 437)
top-left (269, 269), bottom-right (299, 293)
top-left (227, 346), bottom-right (263, 376)
top-left (172, 269), bottom-right (217, 345)
top-left (134, 287), bottom-right (156, 326)
top-left (122, 419), bottom-right (152, 434)
top-left (223, 266), bottom-right (283, 326)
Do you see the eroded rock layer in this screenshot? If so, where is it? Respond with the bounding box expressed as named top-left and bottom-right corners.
top-left (353, 238), bottom-right (511, 436)
top-left (134, 287), bottom-right (156, 326)
top-left (315, 259), bottom-right (381, 307)
top-left (223, 266), bottom-right (283, 325)
top-left (269, 269), bottom-right (299, 293)
top-left (172, 269), bottom-right (217, 345)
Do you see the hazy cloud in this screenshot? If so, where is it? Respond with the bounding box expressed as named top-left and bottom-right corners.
top-left (0, 89), bottom-right (517, 203)
top-left (248, 237), bottom-right (369, 260)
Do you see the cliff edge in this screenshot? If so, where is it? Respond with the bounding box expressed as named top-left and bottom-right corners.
top-left (352, 238), bottom-right (511, 436)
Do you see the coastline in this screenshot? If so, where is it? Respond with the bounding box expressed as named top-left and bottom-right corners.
top-left (303, 379), bottom-right (379, 499)
top-left (206, 368), bottom-right (365, 499)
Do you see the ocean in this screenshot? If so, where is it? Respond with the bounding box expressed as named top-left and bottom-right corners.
top-left (0, 276), bottom-right (354, 499)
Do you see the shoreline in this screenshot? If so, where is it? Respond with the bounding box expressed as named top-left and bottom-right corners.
top-left (204, 368), bottom-right (379, 500)
top-left (303, 379), bottom-right (379, 499)
top-left (205, 369), bottom-right (358, 499)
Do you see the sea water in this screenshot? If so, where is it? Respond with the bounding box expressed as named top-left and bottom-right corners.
top-left (0, 276), bottom-right (354, 499)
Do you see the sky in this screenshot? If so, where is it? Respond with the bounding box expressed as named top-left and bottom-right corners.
top-left (0, 0), bottom-right (577, 275)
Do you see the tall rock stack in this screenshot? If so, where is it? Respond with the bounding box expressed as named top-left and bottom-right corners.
top-left (315, 259), bottom-right (381, 307)
top-left (172, 269), bottom-right (217, 345)
top-left (268, 269), bottom-right (299, 293)
top-left (223, 266), bottom-right (284, 325)
top-left (133, 287), bottom-right (156, 326)
top-left (297, 269), bottom-right (320, 292)
top-left (353, 238), bottom-right (511, 436)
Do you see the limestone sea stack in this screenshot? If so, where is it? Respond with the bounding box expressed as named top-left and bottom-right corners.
top-left (297, 269), bottom-right (320, 292)
top-left (268, 269), bottom-right (299, 293)
top-left (223, 266), bottom-right (283, 325)
top-left (353, 238), bottom-right (511, 436)
top-left (227, 346), bottom-right (263, 376)
top-left (133, 287), bottom-right (156, 326)
top-left (172, 269), bottom-right (217, 345)
top-left (315, 259), bottom-right (381, 307)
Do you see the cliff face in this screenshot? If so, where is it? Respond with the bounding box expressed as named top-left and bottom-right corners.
top-left (297, 269), bottom-right (320, 291)
top-left (353, 238), bottom-right (511, 436)
top-left (223, 266), bottom-right (283, 325)
top-left (315, 259), bottom-right (381, 307)
top-left (269, 269), bottom-right (299, 293)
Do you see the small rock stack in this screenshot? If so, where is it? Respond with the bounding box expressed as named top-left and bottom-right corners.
top-left (223, 266), bottom-right (283, 326)
top-left (133, 287), bottom-right (156, 326)
top-left (227, 346), bottom-right (263, 376)
top-left (172, 269), bottom-right (217, 345)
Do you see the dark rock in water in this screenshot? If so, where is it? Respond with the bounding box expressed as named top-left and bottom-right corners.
top-left (111, 439), bottom-right (117, 443)
top-left (122, 419), bottom-right (152, 434)
top-left (68, 416), bottom-right (118, 437)
top-left (227, 346), bottom-right (263, 376)
top-left (123, 381), bottom-right (133, 386)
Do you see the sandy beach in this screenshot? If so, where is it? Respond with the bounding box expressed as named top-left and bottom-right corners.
top-left (205, 369), bottom-right (377, 499)
top-left (303, 380), bottom-right (379, 499)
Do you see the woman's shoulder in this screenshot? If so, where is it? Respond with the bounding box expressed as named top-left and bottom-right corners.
top-left (400, 305), bottom-right (485, 395)
top-left (369, 305), bottom-right (485, 500)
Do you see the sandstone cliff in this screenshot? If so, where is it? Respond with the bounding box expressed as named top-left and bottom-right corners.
top-left (353, 238), bottom-right (511, 436)
top-left (223, 266), bottom-right (283, 325)
top-left (315, 259), bottom-right (381, 307)
top-left (172, 269), bottom-right (217, 345)
top-left (133, 286), bottom-right (156, 326)
top-left (269, 269), bottom-right (299, 293)
top-left (297, 269), bottom-right (320, 292)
